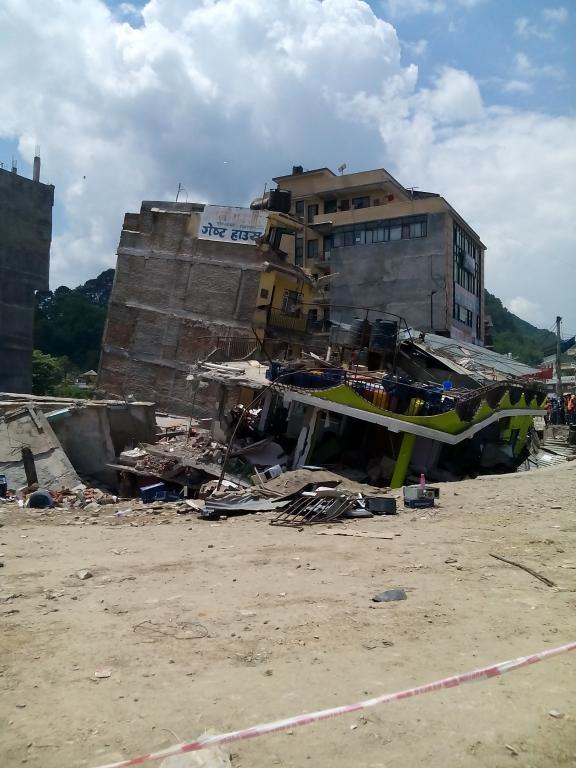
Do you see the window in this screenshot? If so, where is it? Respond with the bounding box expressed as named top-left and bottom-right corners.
top-left (295, 235), bottom-right (303, 266)
top-left (352, 196), bottom-right (370, 209)
top-left (295, 200), bottom-right (304, 219)
top-left (324, 199), bottom-right (337, 214)
top-left (282, 290), bottom-right (303, 316)
top-left (260, 288), bottom-right (269, 299)
top-left (339, 199), bottom-right (350, 211)
top-left (453, 223), bottom-right (481, 296)
top-left (328, 215), bottom-right (427, 249)
top-left (307, 238), bottom-right (319, 261)
top-left (454, 302), bottom-right (473, 328)
top-left (307, 204), bottom-right (319, 223)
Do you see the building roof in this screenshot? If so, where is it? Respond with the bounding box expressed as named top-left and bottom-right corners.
top-left (401, 330), bottom-right (540, 380)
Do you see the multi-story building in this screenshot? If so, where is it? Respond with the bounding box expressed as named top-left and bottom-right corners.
top-left (0, 157), bottom-right (54, 393)
top-left (98, 201), bottom-right (315, 415)
top-left (272, 166), bottom-right (485, 345)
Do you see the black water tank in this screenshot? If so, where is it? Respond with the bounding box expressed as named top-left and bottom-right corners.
top-left (292, 165), bottom-right (304, 175)
top-left (369, 320), bottom-right (398, 351)
top-left (351, 317), bottom-right (371, 347)
top-left (268, 189), bottom-right (292, 213)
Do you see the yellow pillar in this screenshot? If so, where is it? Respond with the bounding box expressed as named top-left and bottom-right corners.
top-left (513, 416), bottom-right (532, 456)
top-left (390, 432), bottom-right (417, 489)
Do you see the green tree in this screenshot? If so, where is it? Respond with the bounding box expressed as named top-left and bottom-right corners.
top-left (31, 350), bottom-right (71, 395)
top-left (34, 269), bottom-right (115, 371)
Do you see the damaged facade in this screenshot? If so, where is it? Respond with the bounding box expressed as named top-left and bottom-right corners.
top-left (97, 201), bottom-right (315, 415)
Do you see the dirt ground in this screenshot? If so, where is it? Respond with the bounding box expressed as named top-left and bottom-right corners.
top-left (1, 463), bottom-right (575, 768)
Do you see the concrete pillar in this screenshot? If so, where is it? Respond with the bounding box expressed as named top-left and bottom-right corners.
top-left (390, 432), bottom-right (416, 489)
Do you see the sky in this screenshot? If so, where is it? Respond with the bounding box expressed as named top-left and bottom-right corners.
top-left (0, 0), bottom-right (574, 334)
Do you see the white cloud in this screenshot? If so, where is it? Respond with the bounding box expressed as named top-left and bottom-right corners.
top-left (402, 38), bottom-right (428, 57)
top-left (382, 0), bottom-right (483, 18)
top-left (502, 79), bottom-right (533, 94)
top-left (542, 6), bottom-right (568, 24)
top-left (0, 0), bottom-right (574, 332)
top-left (515, 6), bottom-right (568, 38)
top-left (507, 297), bottom-right (546, 327)
top-left (513, 52), bottom-right (565, 81)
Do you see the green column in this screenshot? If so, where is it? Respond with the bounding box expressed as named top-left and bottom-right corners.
top-left (390, 432), bottom-right (417, 489)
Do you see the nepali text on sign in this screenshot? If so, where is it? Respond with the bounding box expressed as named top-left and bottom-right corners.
top-left (199, 205), bottom-right (268, 244)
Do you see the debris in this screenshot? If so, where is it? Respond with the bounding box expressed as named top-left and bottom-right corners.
top-left (27, 489), bottom-right (54, 509)
top-left (445, 557), bottom-right (458, 564)
top-left (270, 490), bottom-right (358, 527)
top-left (316, 530), bottom-right (396, 540)
top-left (94, 669), bottom-right (112, 679)
top-left (133, 619), bottom-right (209, 641)
top-left (505, 744), bottom-right (519, 757)
top-left (0, 593), bottom-right (17, 603)
top-left (76, 569), bottom-right (93, 581)
top-left (372, 589), bottom-right (407, 603)
top-left (489, 553), bottom-right (556, 588)
top-left (548, 710), bottom-right (565, 719)
top-left (366, 497), bottom-right (397, 515)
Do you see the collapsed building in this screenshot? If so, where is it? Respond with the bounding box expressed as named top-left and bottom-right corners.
top-left (97, 201), bottom-right (316, 415)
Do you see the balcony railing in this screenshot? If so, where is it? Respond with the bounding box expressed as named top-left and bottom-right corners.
top-left (267, 308), bottom-right (307, 334)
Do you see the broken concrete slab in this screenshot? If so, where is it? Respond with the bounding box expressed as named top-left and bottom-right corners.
top-left (0, 406), bottom-right (80, 491)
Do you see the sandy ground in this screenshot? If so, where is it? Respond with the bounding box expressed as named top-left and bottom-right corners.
top-left (1, 463), bottom-right (576, 768)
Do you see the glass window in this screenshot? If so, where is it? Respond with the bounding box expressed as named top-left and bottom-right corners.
top-left (402, 223), bottom-right (411, 239)
top-left (339, 199), bottom-right (350, 211)
top-left (389, 226), bottom-right (401, 241)
top-left (307, 204), bottom-right (319, 223)
top-left (352, 196), bottom-right (370, 209)
top-left (324, 199), bottom-right (337, 214)
top-left (295, 200), bottom-right (304, 219)
top-left (295, 236), bottom-right (303, 266)
top-left (354, 230), bottom-right (365, 244)
top-left (344, 231), bottom-right (355, 246)
top-left (307, 239), bottom-right (319, 261)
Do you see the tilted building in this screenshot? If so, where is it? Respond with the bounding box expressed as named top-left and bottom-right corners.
top-left (0, 158), bottom-right (54, 393)
top-left (97, 201), bottom-right (315, 415)
top-left (272, 166), bottom-right (485, 346)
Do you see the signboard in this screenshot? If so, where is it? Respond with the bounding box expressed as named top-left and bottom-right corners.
top-left (199, 205), bottom-right (268, 244)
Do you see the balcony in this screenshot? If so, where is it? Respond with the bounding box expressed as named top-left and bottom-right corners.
top-left (266, 308), bottom-right (307, 335)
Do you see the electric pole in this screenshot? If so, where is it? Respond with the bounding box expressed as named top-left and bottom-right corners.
top-left (555, 315), bottom-right (563, 397)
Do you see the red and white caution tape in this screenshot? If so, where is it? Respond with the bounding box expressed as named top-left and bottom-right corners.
top-left (94, 640), bottom-right (576, 768)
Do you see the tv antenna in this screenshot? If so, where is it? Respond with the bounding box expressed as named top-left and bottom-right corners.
top-left (338, 163), bottom-right (347, 175)
top-left (176, 182), bottom-right (188, 202)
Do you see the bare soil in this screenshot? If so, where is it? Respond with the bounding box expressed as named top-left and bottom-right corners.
top-left (1, 463), bottom-right (575, 768)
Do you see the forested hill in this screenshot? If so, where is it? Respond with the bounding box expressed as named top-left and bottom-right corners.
top-left (32, 272), bottom-right (553, 375)
top-left (34, 269), bottom-right (115, 373)
top-left (484, 291), bottom-right (555, 366)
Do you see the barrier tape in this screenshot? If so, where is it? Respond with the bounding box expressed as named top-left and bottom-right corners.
top-left (94, 640), bottom-right (576, 768)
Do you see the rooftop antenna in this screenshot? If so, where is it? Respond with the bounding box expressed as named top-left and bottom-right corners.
top-left (11, 156), bottom-right (17, 174)
top-left (33, 144), bottom-right (41, 182)
top-left (175, 182), bottom-right (187, 202)
top-left (408, 186), bottom-right (419, 199)
top-left (338, 163), bottom-right (347, 175)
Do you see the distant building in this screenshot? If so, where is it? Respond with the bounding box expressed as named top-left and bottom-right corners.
top-left (98, 201), bottom-right (315, 415)
top-left (272, 166), bottom-right (486, 345)
top-left (0, 158), bottom-right (54, 393)
top-left (75, 370), bottom-right (98, 389)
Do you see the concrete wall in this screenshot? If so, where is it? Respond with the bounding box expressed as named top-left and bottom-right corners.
top-left (330, 212), bottom-right (450, 333)
top-left (98, 202), bottom-right (273, 414)
top-left (0, 168), bottom-right (54, 393)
